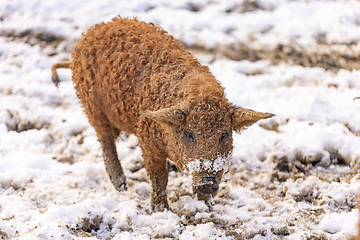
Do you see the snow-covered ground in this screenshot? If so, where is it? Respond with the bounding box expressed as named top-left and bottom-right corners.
top-left (1, 0), bottom-right (360, 239)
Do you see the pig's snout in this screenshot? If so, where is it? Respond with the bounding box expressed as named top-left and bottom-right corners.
top-left (197, 176), bottom-right (219, 194)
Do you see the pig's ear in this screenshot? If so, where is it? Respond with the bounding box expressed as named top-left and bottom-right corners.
top-left (142, 106), bottom-right (187, 126)
top-left (231, 106), bottom-right (275, 132)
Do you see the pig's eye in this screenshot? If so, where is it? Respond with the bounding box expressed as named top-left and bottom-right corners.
top-left (219, 131), bottom-right (230, 143)
top-left (183, 130), bottom-right (196, 143)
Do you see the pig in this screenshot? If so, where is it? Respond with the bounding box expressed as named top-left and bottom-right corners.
top-left (51, 16), bottom-right (274, 211)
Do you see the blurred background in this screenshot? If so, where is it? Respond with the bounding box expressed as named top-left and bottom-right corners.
top-left (1, 0), bottom-right (360, 239)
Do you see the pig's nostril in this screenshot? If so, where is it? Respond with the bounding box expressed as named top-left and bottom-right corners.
top-left (197, 177), bottom-right (219, 194)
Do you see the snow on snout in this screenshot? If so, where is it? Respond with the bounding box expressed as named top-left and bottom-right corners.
top-left (185, 156), bottom-right (230, 175)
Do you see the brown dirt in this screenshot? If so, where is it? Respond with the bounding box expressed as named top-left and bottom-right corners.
top-left (189, 42), bottom-right (360, 72)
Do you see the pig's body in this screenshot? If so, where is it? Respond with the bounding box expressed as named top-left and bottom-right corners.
top-left (52, 17), bottom-right (274, 211)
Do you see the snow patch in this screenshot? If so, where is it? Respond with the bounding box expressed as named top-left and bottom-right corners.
top-left (320, 209), bottom-right (359, 236)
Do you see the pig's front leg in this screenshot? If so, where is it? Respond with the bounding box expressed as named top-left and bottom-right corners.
top-left (143, 153), bottom-right (169, 212)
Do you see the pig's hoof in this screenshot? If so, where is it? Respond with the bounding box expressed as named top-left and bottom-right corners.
top-left (152, 202), bottom-right (169, 212)
top-left (151, 197), bottom-right (169, 212)
top-left (118, 182), bottom-right (128, 191)
top-left (111, 175), bottom-right (128, 191)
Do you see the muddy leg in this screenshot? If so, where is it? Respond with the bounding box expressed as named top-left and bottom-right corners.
top-left (96, 126), bottom-right (127, 191)
top-left (143, 154), bottom-right (169, 212)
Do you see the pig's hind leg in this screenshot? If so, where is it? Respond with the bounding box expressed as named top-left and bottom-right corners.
top-left (98, 126), bottom-right (128, 192)
top-left (72, 66), bottom-right (127, 191)
top-left (85, 107), bottom-right (127, 191)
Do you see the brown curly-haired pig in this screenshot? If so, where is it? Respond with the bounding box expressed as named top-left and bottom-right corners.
top-left (52, 16), bottom-right (274, 212)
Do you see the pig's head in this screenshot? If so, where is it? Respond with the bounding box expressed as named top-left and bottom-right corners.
top-left (143, 100), bottom-right (274, 195)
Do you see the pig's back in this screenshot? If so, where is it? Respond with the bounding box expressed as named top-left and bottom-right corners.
top-left (71, 17), bottom-right (198, 132)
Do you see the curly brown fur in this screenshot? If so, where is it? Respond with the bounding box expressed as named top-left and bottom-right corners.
top-left (52, 16), bottom-right (274, 212)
